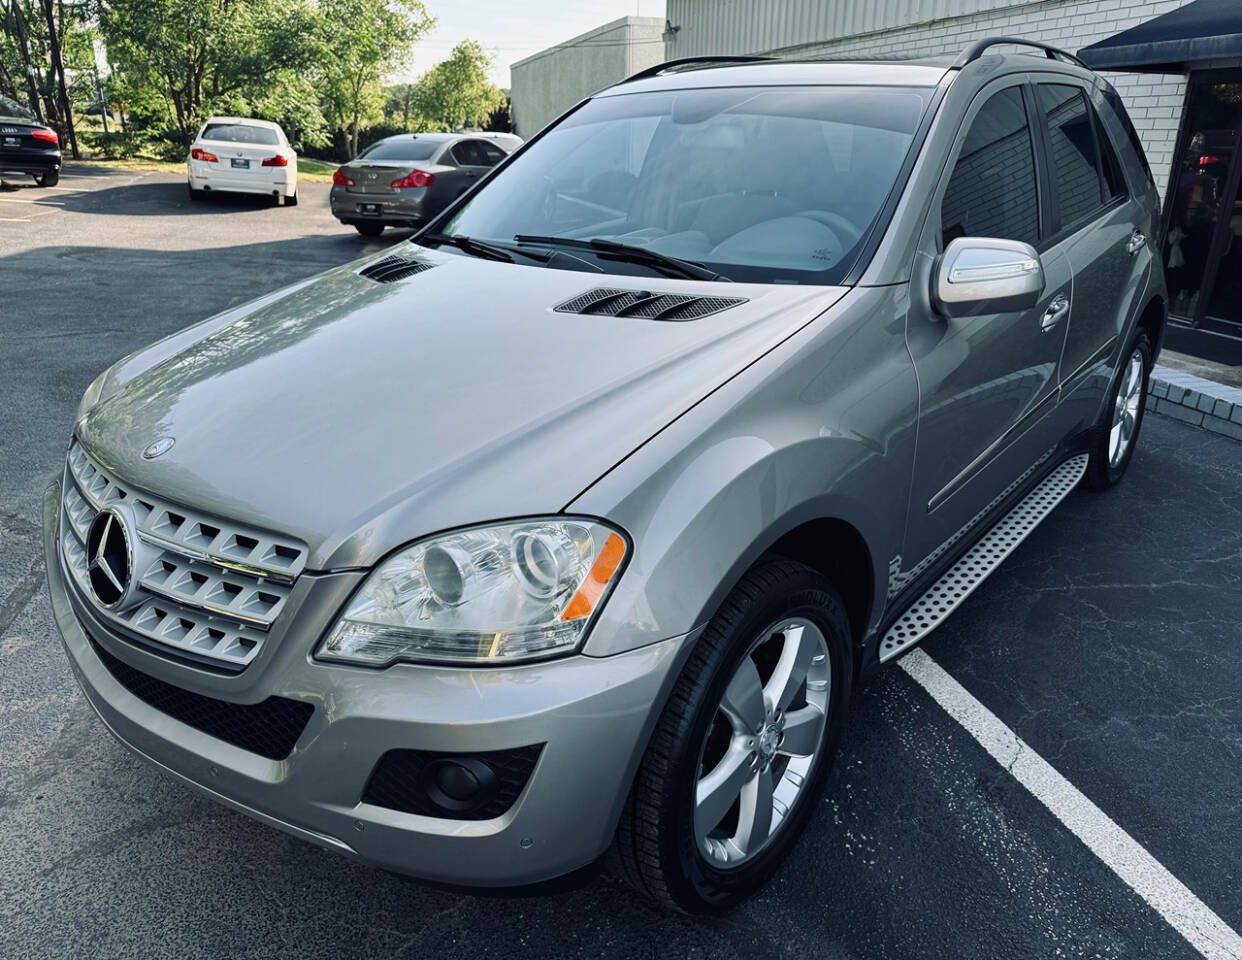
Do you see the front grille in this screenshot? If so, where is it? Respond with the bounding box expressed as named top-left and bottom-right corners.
top-left (554, 287), bottom-right (747, 321)
top-left (91, 638), bottom-right (313, 760)
top-left (61, 441), bottom-right (307, 670)
top-left (362, 745), bottom-right (543, 820)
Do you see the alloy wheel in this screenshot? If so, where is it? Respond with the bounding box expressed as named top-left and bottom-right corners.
top-left (1109, 348), bottom-right (1145, 467)
top-left (694, 617), bottom-right (830, 868)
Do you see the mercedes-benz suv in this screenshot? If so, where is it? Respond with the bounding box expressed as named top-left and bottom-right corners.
top-left (46, 40), bottom-right (1165, 913)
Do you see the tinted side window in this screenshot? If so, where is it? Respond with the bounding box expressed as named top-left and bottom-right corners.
top-left (1038, 84), bottom-right (1106, 225)
top-left (941, 86), bottom-right (1040, 248)
top-left (480, 142), bottom-right (507, 165)
top-left (1095, 107), bottom-right (1128, 200)
top-left (453, 141), bottom-right (485, 166)
top-left (1103, 85), bottom-right (1155, 186)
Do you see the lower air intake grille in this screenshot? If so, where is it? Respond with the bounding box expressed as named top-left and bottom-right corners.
top-left (91, 638), bottom-right (313, 760)
top-left (358, 255), bottom-right (434, 283)
top-left (555, 287), bottom-right (746, 321)
top-left (362, 745), bottom-right (543, 820)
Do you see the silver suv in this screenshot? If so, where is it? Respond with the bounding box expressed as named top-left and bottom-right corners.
top-left (46, 39), bottom-right (1165, 913)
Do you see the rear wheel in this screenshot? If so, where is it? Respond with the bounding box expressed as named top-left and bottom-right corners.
top-left (187, 183), bottom-right (204, 203)
top-left (354, 222), bottom-right (384, 237)
top-left (36, 170), bottom-right (58, 188)
top-left (1086, 329), bottom-right (1151, 490)
top-left (285, 191), bottom-right (298, 207)
top-left (613, 557), bottom-right (852, 913)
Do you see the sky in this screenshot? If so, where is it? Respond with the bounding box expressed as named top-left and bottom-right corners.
top-left (402, 0), bottom-right (668, 88)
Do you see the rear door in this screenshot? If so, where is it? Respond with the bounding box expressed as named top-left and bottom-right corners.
top-left (1030, 78), bottom-right (1152, 411)
top-left (901, 77), bottom-right (1073, 584)
top-left (449, 140), bottom-right (490, 194)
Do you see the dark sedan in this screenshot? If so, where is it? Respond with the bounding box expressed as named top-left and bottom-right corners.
top-left (0, 97), bottom-right (61, 187)
top-left (329, 132), bottom-right (514, 237)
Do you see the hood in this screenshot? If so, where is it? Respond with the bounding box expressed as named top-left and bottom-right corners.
top-left (80, 248), bottom-right (845, 569)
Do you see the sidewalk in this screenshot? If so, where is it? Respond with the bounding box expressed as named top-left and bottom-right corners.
top-left (1148, 359), bottom-right (1242, 441)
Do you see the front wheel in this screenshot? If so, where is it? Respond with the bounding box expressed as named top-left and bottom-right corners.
top-left (1086, 329), bottom-right (1151, 490)
top-left (613, 558), bottom-right (852, 913)
top-left (354, 222), bottom-right (384, 237)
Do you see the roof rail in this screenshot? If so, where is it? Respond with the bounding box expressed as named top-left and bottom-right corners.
top-left (621, 55), bottom-right (774, 85)
top-left (953, 36), bottom-right (1087, 69)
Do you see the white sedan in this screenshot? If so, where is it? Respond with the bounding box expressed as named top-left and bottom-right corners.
top-left (186, 117), bottom-right (298, 205)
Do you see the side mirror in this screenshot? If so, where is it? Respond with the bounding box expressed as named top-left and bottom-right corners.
top-left (933, 237), bottom-right (1044, 318)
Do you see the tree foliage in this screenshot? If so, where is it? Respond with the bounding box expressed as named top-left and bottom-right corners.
top-left (411, 40), bottom-right (503, 131)
top-left (2, 0), bottom-right (511, 162)
top-left (319, 0), bottom-right (432, 158)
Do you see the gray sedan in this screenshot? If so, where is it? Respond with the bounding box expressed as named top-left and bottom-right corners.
top-left (329, 132), bottom-right (512, 236)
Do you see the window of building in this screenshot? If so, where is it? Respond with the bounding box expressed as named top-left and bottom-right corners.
top-left (941, 86), bottom-right (1040, 248)
top-left (1037, 84), bottom-right (1108, 227)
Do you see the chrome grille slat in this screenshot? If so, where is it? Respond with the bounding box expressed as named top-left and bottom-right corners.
top-left (60, 441), bottom-right (307, 670)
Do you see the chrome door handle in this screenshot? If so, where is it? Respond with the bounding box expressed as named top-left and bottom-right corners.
top-left (1126, 230), bottom-right (1146, 255)
top-left (1041, 294), bottom-right (1070, 332)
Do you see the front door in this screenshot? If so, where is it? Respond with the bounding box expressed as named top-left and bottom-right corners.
top-left (901, 78), bottom-right (1072, 591)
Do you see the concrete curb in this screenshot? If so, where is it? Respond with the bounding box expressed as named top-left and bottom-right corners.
top-left (1147, 363), bottom-right (1242, 441)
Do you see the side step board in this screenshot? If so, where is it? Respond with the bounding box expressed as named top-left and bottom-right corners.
top-left (879, 453), bottom-right (1089, 663)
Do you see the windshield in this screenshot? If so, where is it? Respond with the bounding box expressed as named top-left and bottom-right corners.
top-left (202, 123), bottom-right (279, 145)
top-left (359, 138), bottom-right (442, 162)
top-left (442, 85), bottom-right (932, 284)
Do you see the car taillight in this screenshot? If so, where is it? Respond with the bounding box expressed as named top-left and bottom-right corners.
top-left (261, 154), bottom-right (288, 167)
top-left (332, 169), bottom-right (354, 186)
top-left (391, 170), bottom-right (434, 189)
top-left (191, 148), bottom-right (218, 163)
top-left (31, 127), bottom-right (57, 145)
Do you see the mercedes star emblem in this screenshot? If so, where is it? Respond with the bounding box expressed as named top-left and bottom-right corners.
top-left (86, 508), bottom-right (132, 608)
top-left (143, 437), bottom-right (175, 459)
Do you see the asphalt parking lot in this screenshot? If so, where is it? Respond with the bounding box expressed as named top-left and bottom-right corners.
top-left (2, 165), bottom-right (1241, 960)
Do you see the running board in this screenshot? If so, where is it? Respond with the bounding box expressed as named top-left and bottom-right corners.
top-left (879, 453), bottom-right (1089, 663)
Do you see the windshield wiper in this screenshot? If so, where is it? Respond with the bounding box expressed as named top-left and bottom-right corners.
top-left (420, 233), bottom-right (551, 265)
top-left (512, 235), bottom-right (728, 282)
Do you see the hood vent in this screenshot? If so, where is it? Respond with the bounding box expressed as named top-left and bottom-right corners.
top-left (358, 255), bottom-right (435, 284)
top-left (555, 287), bottom-right (747, 322)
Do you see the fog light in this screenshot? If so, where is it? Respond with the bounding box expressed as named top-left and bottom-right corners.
top-left (421, 757), bottom-right (498, 814)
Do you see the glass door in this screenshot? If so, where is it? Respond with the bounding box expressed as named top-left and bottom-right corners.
top-left (1163, 72), bottom-right (1242, 323)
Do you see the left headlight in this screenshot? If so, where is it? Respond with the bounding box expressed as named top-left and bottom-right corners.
top-left (317, 518), bottom-right (629, 667)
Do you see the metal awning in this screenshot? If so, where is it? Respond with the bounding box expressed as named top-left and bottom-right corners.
top-left (1078, 0), bottom-right (1242, 73)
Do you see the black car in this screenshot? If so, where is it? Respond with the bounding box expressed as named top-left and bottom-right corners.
top-left (329, 133), bottom-right (513, 236)
top-left (0, 97), bottom-right (61, 187)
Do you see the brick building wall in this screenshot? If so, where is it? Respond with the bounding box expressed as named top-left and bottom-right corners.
top-left (759, 0), bottom-right (1193, 198)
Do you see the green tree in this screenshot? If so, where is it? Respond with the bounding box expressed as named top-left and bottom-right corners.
top-left (318, 0), bottom-right (433, 158)
top-left (96, 0), bottom-right (321, 146)
top-left (412, 39), bottom-right (503, 131)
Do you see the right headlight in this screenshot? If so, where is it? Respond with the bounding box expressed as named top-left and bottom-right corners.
top-left (317, 518), bottom-right (629, 667)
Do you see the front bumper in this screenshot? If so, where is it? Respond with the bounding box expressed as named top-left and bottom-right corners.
top-left (43, 478), bottom-right (687, 886)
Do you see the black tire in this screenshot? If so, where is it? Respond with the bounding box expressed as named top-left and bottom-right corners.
top-left (187, 183), bottom-right (204, 203)
top-left (36, 170), bottom-right (59, 188)
top-left (1086, 329), bottom-right (1151, 490)
top-left (285, 191), bottom-right (298, 207)
top-left (613, 557), bottom-right (852, 913)
top-left (355, 222), bottom-right (384, 237)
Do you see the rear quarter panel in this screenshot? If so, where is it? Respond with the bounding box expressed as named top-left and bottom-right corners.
top-left (571, 285), bottom-right (918, 658)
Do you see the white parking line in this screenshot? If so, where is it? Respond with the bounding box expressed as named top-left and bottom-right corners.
top-left (0, 197), bottom-right (64, 205)
top-left (0, 216), bottom-right (31, 222)
top-left (901, 648), bottom-right (1242, 960)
